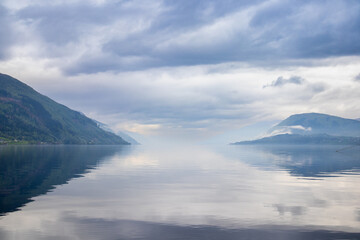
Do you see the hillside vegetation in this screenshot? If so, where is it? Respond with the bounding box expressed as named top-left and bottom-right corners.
top-left (0, 73), bottom-right (129, 144)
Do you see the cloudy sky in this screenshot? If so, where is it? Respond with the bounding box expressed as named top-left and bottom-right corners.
top-left (0, 0), bottom-right (360, 142)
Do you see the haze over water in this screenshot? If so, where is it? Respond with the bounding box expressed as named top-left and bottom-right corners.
top-left (0, 144), bottom-right (359, 239)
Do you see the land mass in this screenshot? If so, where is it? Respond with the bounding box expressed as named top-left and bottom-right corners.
top-left (0, 73), bottom-right (129, 145)
top-left (95, 120), bottom-right (140, 145)
top-left (232, 113), bottom-right (360, 145)
top-left (233, 133), bottom-right (360, 145)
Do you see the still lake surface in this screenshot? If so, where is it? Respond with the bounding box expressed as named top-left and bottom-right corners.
top-left (0, 144), bottom-right (360, 239)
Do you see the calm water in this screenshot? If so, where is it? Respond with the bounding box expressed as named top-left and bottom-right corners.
top-left (0, 144), bottom-right (360, 240)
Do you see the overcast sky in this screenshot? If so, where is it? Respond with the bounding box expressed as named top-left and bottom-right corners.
top-left (0, 0), bottom-right (360, 142)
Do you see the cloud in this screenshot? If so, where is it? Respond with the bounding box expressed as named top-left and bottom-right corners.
top-left (354, 73), bottom-right (360, 82)
top-left (267, 125), bottom-right (312, 137)
top-left (263, 76), bottom-right (305, 88)
top-left (4, 0), bottom-right (358, 75)
top-left (17, 1), bottom-right (160, 45)
top-left (0, 5), bottom-right (17, 59)
top-left (306, 82), bottom-right (328, 95)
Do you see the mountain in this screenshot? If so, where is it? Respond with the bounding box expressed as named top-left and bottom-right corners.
top-left (267, 113), bottom-right (360, 137)
top-left (0, 73), bottom-right (129, 144)
top-left (115, 131), bottom-right (140, 145)
top-left (94, 120), bottom-right (140, 145)
top-left (232, 113), bottom-right (360, 145)
top-left (233, 133), bottom-right (360, 145)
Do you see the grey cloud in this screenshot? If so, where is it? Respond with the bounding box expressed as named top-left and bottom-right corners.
top-left (19, 4), bottom-right (94, 45)
top-left (250, 0), bottom-right (360, 58)
top-left (64, 53), bottom-right (159, 75)
top-left (354, 73), bottom-right (360, 82)
top-left (250, 0), bottom-right (295, 28)
top-left (66, 0), bottom-right (266, 74)
top-left (307, 82), bottom-right (327, 94)
top-left (17, 1), bottom-right (154, 45)
top-left (0, 5), bottom-right (16, 59)
top-left (11, 0), bottom-right (360, 75)
top-left (264, 76), bottom-right (305, 88)
top-left (153, 0), bottom-right (264, 30)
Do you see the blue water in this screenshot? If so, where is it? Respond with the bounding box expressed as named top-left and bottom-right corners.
top-left (0, 144), bottom-right (359, 239)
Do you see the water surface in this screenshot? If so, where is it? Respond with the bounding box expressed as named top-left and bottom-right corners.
top-left (0, 144), bottom-right (359, 239)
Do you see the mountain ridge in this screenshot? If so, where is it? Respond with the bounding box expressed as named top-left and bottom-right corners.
top-left (94, 120), bottom-right (140, 145)
top-left (0, 73), bottom-right (129, 145)
top-left (267, 112), bottom-right (360, 137)
top-left (232, 133), bottom-right (360, 145)
top-left (233, 113), bottom-right (360, 145)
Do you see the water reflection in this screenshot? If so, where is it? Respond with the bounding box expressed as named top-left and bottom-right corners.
top-left (2, 214), bottom-right (358, 240)
top-left (0, 145), bottom-right (128, 215)
top-left (0, 144), bottom-right (359, 239)
top-left (228, 145), bottom-right (360, 177)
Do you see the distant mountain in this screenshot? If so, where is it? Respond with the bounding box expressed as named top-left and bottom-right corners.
top-left (94, 120), bottom-right (140, 145)
top-left (233, 134), bottom-right (360, 145)
top-left (115, 131), bottom-right (140, 145)
top-left (232, 113), bottom-right (360, 145)
top-left (267, 113), bottom-right (360, 137)
top-left (0, 73), bottom-right (129, 144)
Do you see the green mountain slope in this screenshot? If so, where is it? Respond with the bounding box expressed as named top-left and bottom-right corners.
top-left (0, 73), bottom-right (129, 144)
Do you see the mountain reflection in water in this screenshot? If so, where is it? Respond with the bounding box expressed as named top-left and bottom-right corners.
top-left (0, 144), bottom-right (359, 240)
top-left (228, 144), bottom-right (360, 178)
top-left (0, 145), bottom-right (129, 215)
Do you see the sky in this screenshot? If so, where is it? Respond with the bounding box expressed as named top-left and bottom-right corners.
top-left (0, 0), bottom-right (360, 143)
